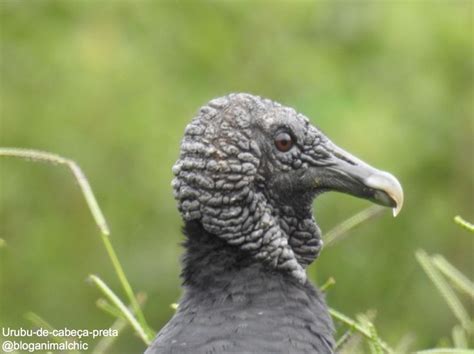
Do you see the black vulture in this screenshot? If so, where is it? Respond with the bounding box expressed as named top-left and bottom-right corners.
top-left (146, 93), bottom-right (403, 354)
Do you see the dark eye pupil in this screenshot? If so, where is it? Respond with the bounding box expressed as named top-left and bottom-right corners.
top-left (275, 133), bottom-right (293, 152)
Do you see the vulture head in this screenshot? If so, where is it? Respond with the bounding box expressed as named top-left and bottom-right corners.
top-left (172, 93), bottom-right (403, 283)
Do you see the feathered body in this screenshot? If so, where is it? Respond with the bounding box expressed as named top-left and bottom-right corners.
top-left (146, 221), bottom-right (333, 353)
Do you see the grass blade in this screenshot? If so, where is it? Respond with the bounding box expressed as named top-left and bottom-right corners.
top-left (320, 277), bottom-right (336, 292)
top-left (454, 216), bottom-right (474, 233)
top-left (335, 329), bottom-right (354, 350)
top-left (432, 255), bottom-right (474, 300)
top-left (92, 315), bottom-right (128, 354)
top-left (99, 232), bottom-right (154, 338)
top-left (394, 333), bottom-right (416, 354)
top-left (0, 147), bottom-right (110, 235)
top-left (340, 332), bottom-right (363, 354)
top-left (367, 322), bottom-right (384, 354)
top-left (324, 205), bottom-right (385, 247)
top-left (452, 325), bottom-right (468, 349)
top-left (330, 307), bottom-right (371, 337)
top-left (416, 250), bottom-right (472, 334)
top-left (329, 308), bottom-right (393, 353)
top-left (415, 350), bottom-right (474, 354)
top-left (93, 293), bottom-right (148, 354)
top-left (96, 298), bottom-right (126, 320)
top-left (24, 312), bottom-right (66, 344)
top-left (88, 274), bottom-right (150, 345)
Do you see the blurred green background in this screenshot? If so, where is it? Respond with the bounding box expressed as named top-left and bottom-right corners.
top-left (1, 1), bottom-right (472, 352)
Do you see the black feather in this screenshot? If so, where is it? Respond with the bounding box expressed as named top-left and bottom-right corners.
top-left (145, 221), bottom-right (334, 354)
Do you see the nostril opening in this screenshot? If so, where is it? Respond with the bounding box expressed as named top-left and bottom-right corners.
top-left (332, 150), bottom-right (356, 165)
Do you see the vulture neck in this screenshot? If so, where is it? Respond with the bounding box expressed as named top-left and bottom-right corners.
top-left (181, 220), bottom-right (317, 299)
top-left (177, 220), bottom-right (334, 351)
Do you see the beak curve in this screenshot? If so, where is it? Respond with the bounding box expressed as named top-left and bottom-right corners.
top-left (313, 141), bottom-right (404, 217)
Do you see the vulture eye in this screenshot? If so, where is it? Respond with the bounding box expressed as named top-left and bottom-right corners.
top-left (274, 132), bottom-right (294, 152)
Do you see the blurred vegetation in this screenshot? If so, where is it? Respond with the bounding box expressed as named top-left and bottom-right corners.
top-left (0, 1), bottom-right (472, 352)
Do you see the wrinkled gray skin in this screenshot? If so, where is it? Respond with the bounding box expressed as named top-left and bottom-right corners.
top-left (173, 93), bottom-right (329, 282)
top-left (146, 93), bottom-right (400, 353)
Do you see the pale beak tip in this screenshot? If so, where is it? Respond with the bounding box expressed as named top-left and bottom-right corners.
top-left (389, 179), bottom-right (404, 217)
top-left (365, 171), bottom-right (404, 217)
top-left (392, 205), bottom-right (402, 217)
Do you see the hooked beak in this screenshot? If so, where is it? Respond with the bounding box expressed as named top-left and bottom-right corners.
top-left (313, 140), bottom-right (404, 217)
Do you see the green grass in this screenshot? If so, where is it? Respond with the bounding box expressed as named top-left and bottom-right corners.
top-left (2, 148), bottom-right (472, 353)
top-left (0, 148), bottom-right (153, 349)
